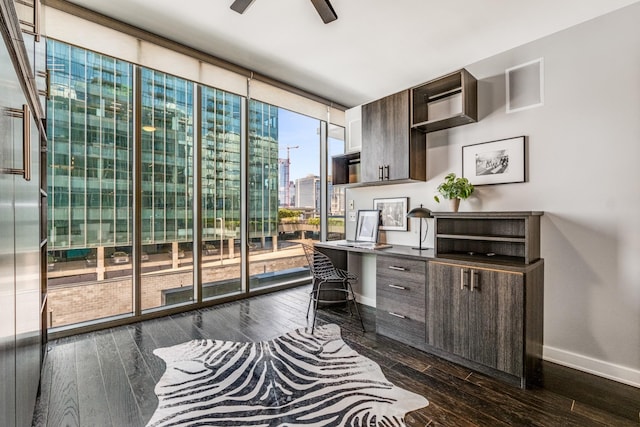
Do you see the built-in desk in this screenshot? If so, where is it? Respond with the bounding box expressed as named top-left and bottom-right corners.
top-left (313, 241), bottom-right (433, 309)
top-left (314, 220), bottom-right (544, 389)
top-left (314, 240), bottom-right (434, 263)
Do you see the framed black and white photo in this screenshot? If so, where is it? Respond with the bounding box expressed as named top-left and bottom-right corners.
top-left (462, 136), bottom-right (526, 185)
top-left (373, 197), bottom-right (408, 231)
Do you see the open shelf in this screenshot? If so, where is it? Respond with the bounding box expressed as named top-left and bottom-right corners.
top-left (434, 251), bottom-right (526, 266)
top-left (411, 69), bottom-right (477, 133)
top-left (331, 152), bottom-right (361, 185)
top-left (433, 211), bottom-right (542, 265)
top-left (437, 234), bottom-right (527, 243)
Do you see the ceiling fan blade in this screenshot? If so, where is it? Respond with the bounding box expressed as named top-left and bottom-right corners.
top-left (230, 0), bottom-right (255, 14)
top-left (310, 0), bottom-right (338, 24)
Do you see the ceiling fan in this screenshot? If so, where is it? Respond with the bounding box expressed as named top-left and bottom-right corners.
top-left (230, 0), bottom-right (338, 24)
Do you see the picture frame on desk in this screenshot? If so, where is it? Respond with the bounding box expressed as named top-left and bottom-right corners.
top-left (373, 197), bottom-right (408, 231)
top-left (355, 209), bottom-right (381, 242)
top-left (462, 136), bottom-right (526, 185)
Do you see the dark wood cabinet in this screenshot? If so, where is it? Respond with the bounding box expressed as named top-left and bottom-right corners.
top-left (411, 68), bottom-right (477, 133)
top-left (331, 152), bottom-right (360, 185)
top-left (427, 211), bottom-right (544, 387)
top-left (433, 211), bottom-right (542, 265)
top-left (427, 261), bottom-right (541, 385)
top-left (361, 90), bottom-right (426, 184)
top-left (375, 255), bottom-right (426, 347)
top-left (369, 211), bottom-right (544, 388)
top-left (332, 69), bottom-right (477, 186)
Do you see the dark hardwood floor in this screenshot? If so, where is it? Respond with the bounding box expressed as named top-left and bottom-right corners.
top-left (32, 285), bottom-right (639, 426)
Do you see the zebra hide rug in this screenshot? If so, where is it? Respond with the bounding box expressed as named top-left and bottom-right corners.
top-left (146, 323), bottom-right (428, 426)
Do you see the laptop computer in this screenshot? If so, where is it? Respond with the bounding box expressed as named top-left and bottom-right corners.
top-left (338, 209), bottom-right (392, 250)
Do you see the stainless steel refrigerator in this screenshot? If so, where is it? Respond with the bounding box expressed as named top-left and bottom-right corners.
top-left (1, 3), bottom-right (44, 425)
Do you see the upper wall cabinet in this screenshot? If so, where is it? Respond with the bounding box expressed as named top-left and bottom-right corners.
top-left (332, 68), bottom-right (476, 186)
top-left (411, 69), bottom-right (477, 133)
top-left (361, 90), bottom-right (426, 184)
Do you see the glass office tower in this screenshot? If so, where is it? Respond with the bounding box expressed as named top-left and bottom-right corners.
top-left (248, 100), bottom-right (279, 240)
top-left (46, 40), bottom-right (281, 324)
top-left (47, 41), bottom-right (134, 250)
top-left (46, 40), bottom-right (278, 256)
top-left (45, 39), bottom-right (338, 328)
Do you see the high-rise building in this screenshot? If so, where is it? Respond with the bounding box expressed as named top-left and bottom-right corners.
top-left (328, 179), bottom-right (345, 216)
top-left (295, 174), bottom-right (320, 210)
top-left (46, 40), bottom-right (279, 253)
top-left (277, 158), bottom-right (290, 207)
top-left (248, 100), bottom-right (279, 238)
top-left (47, 41), bottom-right (135, 250)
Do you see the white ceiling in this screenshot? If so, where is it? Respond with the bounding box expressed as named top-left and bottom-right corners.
top-left (65, 0), bottom-right (639, 108)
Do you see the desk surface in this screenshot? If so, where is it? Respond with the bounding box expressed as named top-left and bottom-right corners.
top-left (315, 240), bottom-right (435, 261)
top-left (315, 240), bottom-right (540, 272)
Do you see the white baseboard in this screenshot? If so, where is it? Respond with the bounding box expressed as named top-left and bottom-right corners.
top-left (354, 293), bottom-right (376, 308)
top-left (347, 303), bottom-right (639, 388)
top-left (544, 345), bottom-right (640, 388)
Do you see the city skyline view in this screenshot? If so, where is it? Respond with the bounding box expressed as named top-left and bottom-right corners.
top-left (43, 39), bottom-right (345, 329)
top-left (277, 108), bottom-right (318, 182)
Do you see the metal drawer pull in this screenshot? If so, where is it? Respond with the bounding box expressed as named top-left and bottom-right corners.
top-left (471, 270), bottom-right (479, 291)
top-left (387, 284), bottom-right (407, 290)
top-left (460, 268), bottom-right (469, 290)
top-left (388, 312), bottom-right (406, 319)
top-left (388, 265), bottom-right (406, 271)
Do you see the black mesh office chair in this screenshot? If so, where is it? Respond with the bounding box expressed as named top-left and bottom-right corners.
top-left (301, 243), bottom-right (365, 334)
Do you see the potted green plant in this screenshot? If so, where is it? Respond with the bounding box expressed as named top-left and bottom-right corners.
top-left (434, 173), bottom-right (474, 212)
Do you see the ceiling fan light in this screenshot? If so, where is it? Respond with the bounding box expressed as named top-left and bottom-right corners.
top-left (310, 0), bottom-right (338, 24)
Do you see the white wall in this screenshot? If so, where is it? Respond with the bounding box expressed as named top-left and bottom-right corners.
top-left (347, 3), bottom-right (640, 387)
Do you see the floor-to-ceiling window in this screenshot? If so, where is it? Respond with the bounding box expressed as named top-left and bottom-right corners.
top-left (200, 87), bottom-right (242, 300)
top-left (47, 40), bottom-right (134, 327)
top-left (247, 103), bottom-right (321, 290)
top-left (139, 68), bottom-right (195, 311)
top-left (45, 40), bottom-right (341, 331)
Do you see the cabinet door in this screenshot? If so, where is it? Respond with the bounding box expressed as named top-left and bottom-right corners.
top-left (428, 262), bottom-right (525, 377)
top-left (361, 96), bottom-right (384, 182)
top-left (427, 263), bottom-right (469, 356)
top-left (468, 269), bottom-right (524, 376)
top-left (361, 90), bottom-right (410, 182)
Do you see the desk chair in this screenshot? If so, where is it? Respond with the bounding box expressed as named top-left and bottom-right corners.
top-left (301, 243), bottom-right (365, 334)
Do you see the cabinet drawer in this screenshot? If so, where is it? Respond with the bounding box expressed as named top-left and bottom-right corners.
top-left (376, 256), bottom-right (426, 283)
top-left (377, 310), bottom-right (426, 347)
top-left (377, 288), bottom-right (425, 321)
top-left (376, 279), bottom-right (425, 312)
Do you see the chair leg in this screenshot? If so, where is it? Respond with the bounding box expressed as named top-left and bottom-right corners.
top-left (310, 281), bottom-right (323, 334)
top-left (343, 281), bottom-right (354, 316)
top-left (306, 279), bottom-right (316, 320)
top-left (346, 281), bottom-right (365, 333)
